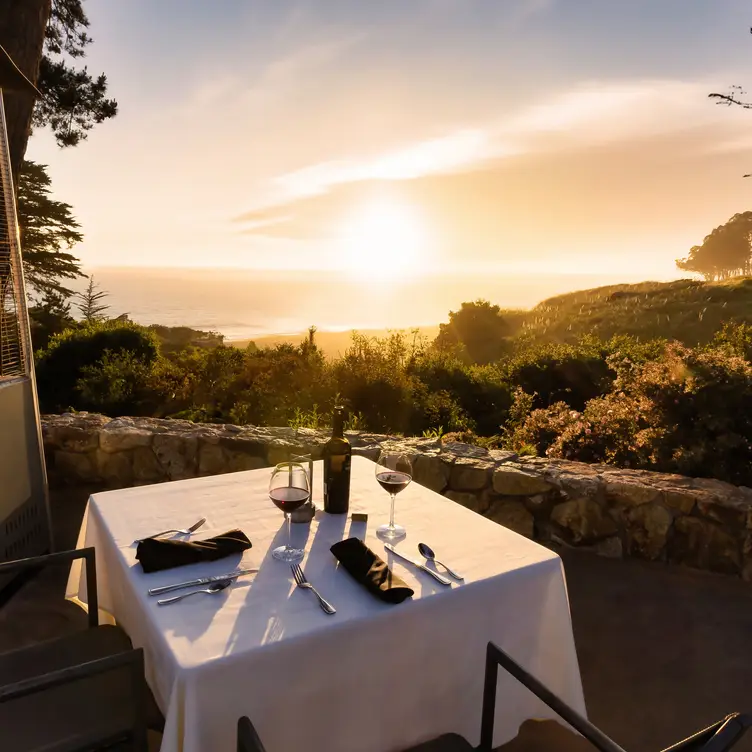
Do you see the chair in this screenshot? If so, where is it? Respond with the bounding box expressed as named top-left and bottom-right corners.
top-left (238, 716), bottom-right (268, 752)
top-left (0, 547), bottom-right (162, 751)
top-left (407, 641), bottom-right (752, 752)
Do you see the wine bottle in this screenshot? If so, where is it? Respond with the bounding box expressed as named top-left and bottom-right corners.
top-left (323, 406), bottom-right (351, 514)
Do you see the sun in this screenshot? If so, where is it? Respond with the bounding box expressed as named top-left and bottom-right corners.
top-left (337, 196), bottom-right (432, 279)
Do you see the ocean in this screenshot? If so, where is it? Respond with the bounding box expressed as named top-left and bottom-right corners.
top-left (77, 267), bottom-right (673, 342)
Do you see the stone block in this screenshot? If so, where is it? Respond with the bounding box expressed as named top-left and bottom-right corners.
top-left (198, 443), bottom-right (227, 475)
top-left (695, 496), bottom-right (749, 528)
top-left (624, 504), bottom-right (672, 560)
top-left (669, 516), bottom-right (741, 575)
top-left (54, 425), bottom-right (100, 453)
top-left (662, 489), bottom-right (696, 515)
top-left (153, 433), bottom-right (198, 480)
top-left (450, 458), bottom-right (491, 491)
top-left (132, 447), bottom-right (167, 483)
top-left (412, 454), bottom-right (450, 493)
top-left (492, 466), bottom-right (552, 496)
top-left (100, 425), bottom-right (153, 453)
top-left (54, 450), bottom-right (99, 483)
top-left (485, 500), bottom-right (534, 538)
top-left (605, 479), bottom-right (660, 507)
top-left (551, 497), bottom-right (617, 544)
top-left (445, 490), bottom-right (488, 515)
top-left (96, 449), bottom-right (133, 488)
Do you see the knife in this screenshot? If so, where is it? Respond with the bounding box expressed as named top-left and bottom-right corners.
top-left (148, 568), bottom-right (258, 596)
top-left (383, 544), bottom-right (452, 586)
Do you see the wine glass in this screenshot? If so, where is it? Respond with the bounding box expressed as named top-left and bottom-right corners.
top-left (375, 449), bottom-right (413, 541)
top-left (269, 462), bottom-right (310, 562)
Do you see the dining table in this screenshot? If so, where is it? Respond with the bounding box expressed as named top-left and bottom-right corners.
top-left (66, 455), bottom-right (586, 752)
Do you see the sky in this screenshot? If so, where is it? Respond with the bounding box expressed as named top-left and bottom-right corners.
top-left (27, 0), bottom-right (752, 280)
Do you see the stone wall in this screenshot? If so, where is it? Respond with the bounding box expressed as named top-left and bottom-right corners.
top-left (43, 413), bottom-right (752, 581)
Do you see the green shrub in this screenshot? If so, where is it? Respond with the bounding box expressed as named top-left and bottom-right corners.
top-left (36, 321), bottom-right (160, 412)
top-left (509, 344), bottom-right (752, 484)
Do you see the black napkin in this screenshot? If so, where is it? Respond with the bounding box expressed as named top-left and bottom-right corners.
top-left (136, 529), bottom-right (252, 574)
top-left (331, 537), bottom-right (414, 604)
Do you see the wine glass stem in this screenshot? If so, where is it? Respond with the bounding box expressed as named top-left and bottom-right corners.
top-left (389, 493), bottom-right (396, 529)
top-left (286, 512), bottom-right (292, 549)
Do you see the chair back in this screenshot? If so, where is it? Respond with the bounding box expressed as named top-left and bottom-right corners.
top-left (0, 648), bottom-right (148, 751)
top-left (238, 716), bottom-right (268, 752)
top-left (481, 642), bottom-right (751, 752)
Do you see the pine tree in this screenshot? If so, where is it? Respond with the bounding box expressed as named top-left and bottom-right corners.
top-left (18, 159), bottom-right (83, 299)
top-left (75, 275), bottom-right (109, 323)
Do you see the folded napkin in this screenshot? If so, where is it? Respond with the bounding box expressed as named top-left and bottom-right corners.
top-left (331, 537), bottom-right (414, 604)
top-left (136, 529), bottom-right (252, 574)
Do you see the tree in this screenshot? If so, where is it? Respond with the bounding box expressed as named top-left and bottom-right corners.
top-left (676, 212), bottom-right (752, 280)
top-left (0, 0), bottom-right (117, 185)
top-left (0, 0), bottom-right (50, 186)
top-left (434, 300), bottom-right (511, 364)
top-left (18, 159), bottom-right (83, 298)
top-left (75, 274), bottom-right (109, 322)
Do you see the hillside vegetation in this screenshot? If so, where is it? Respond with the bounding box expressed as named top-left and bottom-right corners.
top-left (514, 278), bottom-right (752, 346)
top-left (29, 275), bottom-right (752, 487)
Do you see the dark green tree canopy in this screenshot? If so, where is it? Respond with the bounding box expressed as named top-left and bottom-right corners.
top-left (34, 0), bottom-right (118, 149)
top-left (18, 159), bottom-right (83, 298)
top-left (676, 212), bottom-right (752, 281)
top-left (435, 300), bottom-right (511, 364)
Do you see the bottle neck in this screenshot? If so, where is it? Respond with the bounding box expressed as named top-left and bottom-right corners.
top-left (332, 412), bottom-right (344, 438)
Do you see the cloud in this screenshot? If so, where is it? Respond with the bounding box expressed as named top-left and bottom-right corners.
top-left (240, 77), bottom-right (724, 212)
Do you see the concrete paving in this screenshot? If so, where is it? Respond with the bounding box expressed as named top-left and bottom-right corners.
top-left (1, 487), bottom-right (751, 751)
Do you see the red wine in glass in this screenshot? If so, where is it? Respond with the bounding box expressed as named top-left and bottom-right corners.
top-left (376, 471), bottom-right (411, 495)
top-left (269, 462), bottom-right (310, 562)
top-left (375, 450), bottom-right (413, 541)
top-left (269, 487), bottom-right (310, 514)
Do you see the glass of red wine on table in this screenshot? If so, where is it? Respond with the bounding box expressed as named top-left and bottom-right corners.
top-left (269, 462), bottom-right (310, 562)
top-left (375, 449), bottom-right (413, 541)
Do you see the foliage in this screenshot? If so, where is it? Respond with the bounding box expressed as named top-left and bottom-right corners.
top-left (75, 275), bottom-right (109, 322)
top-left (434, 299), bottom-right (512, 364)
top-left (507, 342), bottom-right (752, 485)
top-left (36, 320), bottom-right (160, 412)
top-left (18, 160), bottom-right (84, 299)
top-left (34, 0), bottom-right (118, 149)
top-left (511, 277), bottom-right (752, 347)
top-left (676, 213), bottom-right (752, 280)
top-left (28, 289), bottom-right (77, 350)
top-left (149, 325), bottom-right (224, 356)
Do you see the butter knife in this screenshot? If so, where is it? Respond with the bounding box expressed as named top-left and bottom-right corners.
top-left (148, 568), bottom-right (258, 596)
top-left (383, 544), bottom-right (451, 586)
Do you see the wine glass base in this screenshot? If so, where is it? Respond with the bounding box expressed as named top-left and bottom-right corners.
top-left (272, 545), bottom-right (304, 562)
top-left (377, 523), bottom-right (406, 541)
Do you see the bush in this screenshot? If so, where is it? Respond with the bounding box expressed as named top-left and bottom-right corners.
top-left (509, 344), bottom-right (752, 484)
top-left (36, 321), bottom-right (160, 412)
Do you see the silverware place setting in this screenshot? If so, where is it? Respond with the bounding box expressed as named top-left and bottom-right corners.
top-left (148, 568), bottom-right (258, 596)
top-left (383, 543), bottom-right (452, 586)
top-left (291, 564), bottom-right (336, 614)
top-left (157, 579), bottom-right (233, 606)
top-left (133, 517), bottom-right (207, 545)
top-left (417, 542), bottom-right (464, 581)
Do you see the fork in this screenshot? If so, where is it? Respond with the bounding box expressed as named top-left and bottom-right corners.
top-left (291, 564), bottom-right (336, 615)
top-left (133, 517), bottom-right (207, 545)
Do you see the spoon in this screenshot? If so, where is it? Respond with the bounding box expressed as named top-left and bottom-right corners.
top-left (418, 543), bottom-right (464, 581)
top-left (157, 579), bottom-right (232, 606)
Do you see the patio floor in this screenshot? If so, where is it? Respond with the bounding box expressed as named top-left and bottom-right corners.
top-left (1, 486), bottom-right (751, 751)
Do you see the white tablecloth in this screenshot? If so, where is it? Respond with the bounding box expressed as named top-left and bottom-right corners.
top-left (67, 456), bottom-right (585, 752)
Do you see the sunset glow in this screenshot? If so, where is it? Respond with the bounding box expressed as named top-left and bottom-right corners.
top-left (338, 197), bottom-right (432, 279)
